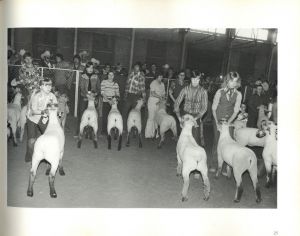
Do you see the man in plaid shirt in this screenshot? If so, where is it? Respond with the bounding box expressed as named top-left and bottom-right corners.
top-left (122, 63), bottom-right (146, 130)
top-left (174, 71), bottom-right (208, 146)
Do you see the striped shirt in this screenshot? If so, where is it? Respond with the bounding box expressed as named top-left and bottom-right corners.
top-left (174, 84), bottom-right (208, 117)
top-left (101, 79), bottom-right (120, 102)
top-left (125, 72), bottom-right (146, 96)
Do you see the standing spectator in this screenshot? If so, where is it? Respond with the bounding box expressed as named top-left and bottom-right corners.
top-left (54, 53), bottom-right (70, 94)
top-left (145, 63), bottom-right (157, 96)
top-left (145, 72), bottom-right (166, 138)
top-left (101, 63), bottom-right (111, 81)
top-left (174, 70), bottom-right (208, 146)
top-left (247, 84), bottom-right (267, 128)
top-left (40, 50), bottom-right (53, 68)
top-left (100, 71), bottom-right (120, 135)
top-left (75, 62), bottom-right (101, 137)
top-left (169, 70), bottom-right (188, 133)
top-left (122, 63), bottom-right (146, 131)
top-left (210, 71), bottom-right (242, 172)
top-left (91, 58), bottom-right (101, 75)
top-left (25, 78), bottom-right (57, 162)
top-left (40, 50), bottom-right (54, 79)
top-left (69, 54), bottom-right (84, 115)
top-left (262, 80), bottom-right (272, 103)
top-left (114, 62), bottom-right (127, 110)
top-left (141, 62), bottom-right (149, 75)
top-left (184, 68), bottom-right (192, 81)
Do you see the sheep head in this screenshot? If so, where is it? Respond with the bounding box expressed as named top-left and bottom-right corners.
top-left (181, 114), bottom-right (198, 129)
top-left (256, 121), bottom-right (277, 139)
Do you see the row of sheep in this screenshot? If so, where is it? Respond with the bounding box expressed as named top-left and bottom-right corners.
top-left (7, 91), bottom-right (277, 203)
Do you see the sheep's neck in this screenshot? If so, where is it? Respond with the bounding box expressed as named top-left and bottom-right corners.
top-left (219, 127), bottom-right (232, 141)
top-left (48, 112), bottom-right (60, 125)
top-left (87, 99), bottom-right (95, 108)
top-left (181, 126), bottom-right (193, 136)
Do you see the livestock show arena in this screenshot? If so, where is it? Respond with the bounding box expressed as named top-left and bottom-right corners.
top-left (6, 28), bottom-right (277, 208)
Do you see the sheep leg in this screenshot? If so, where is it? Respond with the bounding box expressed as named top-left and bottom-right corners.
top-left (226, 165), bottom-right (232, 179)
top-left (233, 168), bottom-right (243, 203)
top-left (181, 165), bottom-right (193, 202)
top-left (158, 131), bottom-right (165, 149)
top-left (271, 166), bottom-right (277, 186)
top-left (20, 124), bottom-right (25, 142)
top-left (249, 164), bottom-right (262, 203)
top-left (114, 127), bottom-right (118, 140)
top-left (176, 155), bottom-right (182, 176)
top-left (58, 154), bottom-right (65, 176)
top-left (215, 149), bottom-right (223, 179)
top-left (126, 128), bottom-right (131, 147)
top-left (198, 163), bottom-right (210, 201)
top-left (107, 133), bottom-right (112, 150)
top-left (118, 133), bottom-right (122, 151)
top-left (138, 132), bottom-right (142, 148)
top-left (27, 158), bottom-right (40, 197)
top-left (11, 122), bottom-right (18, 146)
top-left (92, 125), bottom-right (98, 149)
top-left (49, 161), bottom-right (59, 198)
top-left (77, 123), bottom-right (86, 148)
top-left (45, 163), bottom-right (51, 176)
top-left (264, 160), bottom-right (272, 188)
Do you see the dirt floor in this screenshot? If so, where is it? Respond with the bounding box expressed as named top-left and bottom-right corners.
top-left (7, 117), bottom-right (277, 208)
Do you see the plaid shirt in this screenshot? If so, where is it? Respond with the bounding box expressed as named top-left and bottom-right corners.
top-left (174, 84), bottom-right (208, 117)
top-left (125, 72), bottom-right (146, 96)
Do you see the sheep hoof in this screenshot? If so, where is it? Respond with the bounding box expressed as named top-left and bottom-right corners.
top-left (139, 143), bottom-right (142, 148)
top-left (256, 198), bottom-right (262, 204)
top-left (93, 140), bottom-right (98, 149)
top-left (214, 174), bottom-right (219, 179)
top-left (234, 199), bottom-right (240, 203)
top-left (13, 142), bottom-right (18, 147)
top-left (203, 196), bottom-right (209, 201)
top-left (50, 190), bottom-right (57, 198)
top-left (182, 196), bottom-right (188, 202)
top-left (265, 182), bottom-right (271, 188)
top-left (27, 190), bottom-right (33, 197)
top-left (59, 168), bottom-right (65, 176)
top-left (176, 173), bottom-right (181, 177)
top-left (157, 145), bottom-right (161, 149)
top-left (77, 140), bottom-right (82, 149)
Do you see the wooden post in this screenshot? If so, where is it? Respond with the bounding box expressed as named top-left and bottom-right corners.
top-left (267, 45), bottom-right (276, 82)
top-left (128, 28), bottom-right (136, 72)
top-left (180, 29), bottom-right (188, 69)
top-left (221, 29), bottom-right (235, 75)
top-left (74, 70), bottom-right (80, 117)
top-left (73, 28), bottom-right (78, 55)
top-left (11, 28), bottom-right (15, 48)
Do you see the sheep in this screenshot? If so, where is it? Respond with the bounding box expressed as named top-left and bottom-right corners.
top-left (256, 121), bottom-right (277, 188)
top-left (7, 122), bottom-right (12, 141)
top-left (107, 96), bottom-right (123, 151)
top-left (126, 97), bottom-right (144, 148)
top-left (216, 119), bottom-right (262, 203)
top-left (154, 98), bottom-right (177, 149)
top-left (77, 92), bottom-right (98, 149)
top-left (257, 104), bottom-right (269, 129)
top-left (7, 92), bottom-right (22, 146)
top-left (57, 93), bottom-right (69, 130)
top-left (27, 100), bottom-right (65, 198)
top-left (19, 104), bottom-right (28, 142)
top-left (176, 114), bottom-right (210, 202)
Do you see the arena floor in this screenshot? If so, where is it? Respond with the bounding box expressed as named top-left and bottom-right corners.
top-left (7, 117), bottom-right (277, 208)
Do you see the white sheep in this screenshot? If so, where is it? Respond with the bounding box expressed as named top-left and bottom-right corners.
top-left (216, 120), bottom-right (262, 203)
top-left (176, 114), bottom-right (210, 202)
top-left (27, 101), bottom-right (65, 198)
top-left (235, 127), bottom-right (266, 147)
top-left (257, 104), bottom-right (269, 129)
top-left (126, 98), bottom-right (144, 148)
top-left (77, 92), bottom-right (98, 149)
top-left (7, 92), bottom-right (22, 146)
top-left (57, 93), bottom-right (69, 130)
top-left (256, 121), bottom-right (277, 188)
top-left (107, 97), bottom-right (123, 150)
top-left (19, 104), bottom-right (28, 142)
top-left (154, 99), bottom-right (177, 149)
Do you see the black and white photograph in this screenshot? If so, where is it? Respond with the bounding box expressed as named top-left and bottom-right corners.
top-left (6, 28), bottom-right (277, 208)
top-left (2, 1), bottom-right (300, 236)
